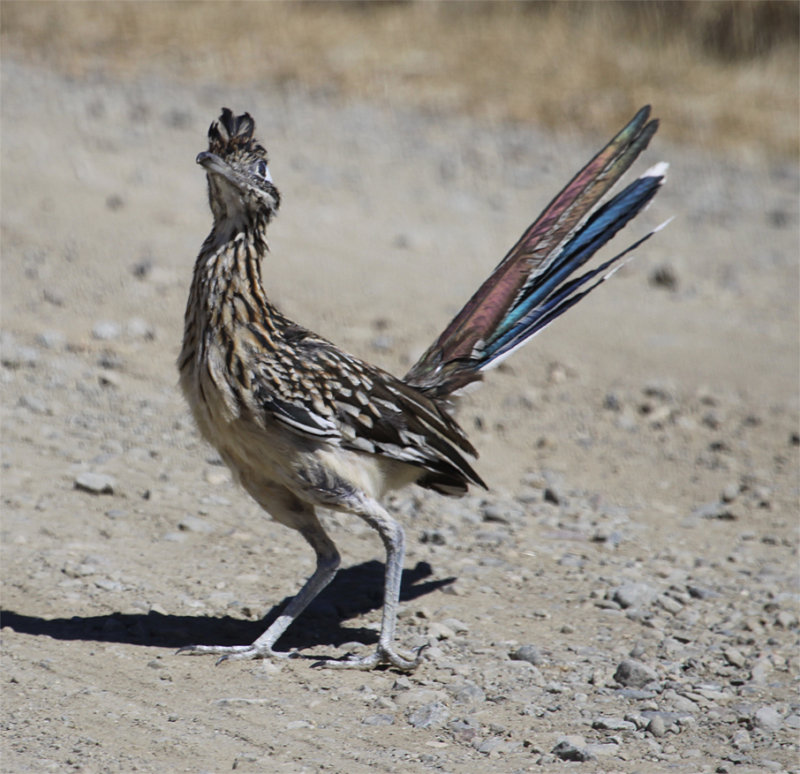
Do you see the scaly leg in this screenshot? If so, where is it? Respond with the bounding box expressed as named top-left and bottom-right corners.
top-left (322, 494), bottom-right (425, 671)
top-left (179, 506), bottom-right (340, 663)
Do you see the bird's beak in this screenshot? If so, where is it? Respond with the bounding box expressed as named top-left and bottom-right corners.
top-left (196, 151), bottom-right (241, 188)
top-left (196, 151), bottom-right (218, 168)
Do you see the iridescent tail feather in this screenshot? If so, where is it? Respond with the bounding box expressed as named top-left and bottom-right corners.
top-left (405, 106), bottom-right (666, 398)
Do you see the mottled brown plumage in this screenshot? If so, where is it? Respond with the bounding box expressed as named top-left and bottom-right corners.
top-left (178, 107), bottom-right (665, 669)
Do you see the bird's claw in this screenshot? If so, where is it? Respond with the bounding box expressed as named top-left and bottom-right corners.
top-left (321, 642), bottom-right (428, 671)
top-left (176, 643), bottom-right (294, 663)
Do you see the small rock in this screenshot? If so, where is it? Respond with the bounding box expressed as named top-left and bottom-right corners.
top-left (783, 714), bottom-right (800, 730)
top-left (509, 644), bottom-right (544, 666)
top-left (1, 337), bottom-right (39, 368)
top-left (474, 736), bottom-right (506, 754)
top-left (693, 501), bottom-right (737, 520)
top-left (126, 318), bottom-right (155, 340)
top-left (687, 584), bottom-right (719, 600)
top-left (178, 515), bottom-right (214, 533)
top-left (723, 647), bottom-right (746, 668)
top-left (441, 617), bottom-right (469, 633)
top-left (657, 594), bottom-right (683, 614)
top-left (614, 659), bottom-right (658, 688)
top-left (36, 330), bottom-right (66, 349)
top-left (753, 706), bottom-right (782, 733)
top-left (647, 715), bottom-right (667, 737)
top-left (592, 716), bottom-right (636, 732)
top-left (362, 714), bottom-right (394, 726)
top-left (75, 472), bottom-right (116, 495)
top-left (543, 486), bottom-right (562, 505)
top-left (286, 720), bottom-right (313, 730)
top-left (450, 682), bottom-right (485, 706)
top-left (427, 622), bottom-right (455, 640)
top-left (98, 370), bottom-right (121, 388)
top-left (749, 657), bottom-right (772, 684)
top-left (407, 701), bottom-right (449, 729)
top-left (721, 482), bottom-right (740, 502)
top-left (552, 737), bottom-right (593, 762)
top-left (613, 582), bottom-right (658, 609)
top-left (92, 321), bottom-right (121, 341)
top-left (62, 561), bottom-right (98, 578)
top-left (731, 728), bottom-right (753, 752)
top-left (775, 610), bottom-right (797, 628)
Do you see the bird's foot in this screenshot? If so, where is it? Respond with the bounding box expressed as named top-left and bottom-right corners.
top-left (177, 643), bottom-right (293, 665)
top-left (321, 643), bottom-right (427, 671)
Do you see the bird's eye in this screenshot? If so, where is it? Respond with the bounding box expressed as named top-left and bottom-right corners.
top-left (255, 160), bottom-right (271, 181)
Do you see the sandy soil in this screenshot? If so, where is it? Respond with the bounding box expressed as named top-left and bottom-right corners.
top-left (1, 23), bottom-right (798, 774)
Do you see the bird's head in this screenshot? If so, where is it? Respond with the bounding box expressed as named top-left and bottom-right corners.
top-left (197, 108), bottom-right (280, 230)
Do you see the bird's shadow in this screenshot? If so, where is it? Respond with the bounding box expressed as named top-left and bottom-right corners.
top-left (1, 560), bottom-right (454, 655)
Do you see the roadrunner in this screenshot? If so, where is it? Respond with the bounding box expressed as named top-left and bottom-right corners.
top-left (178, 106), bottom-right (666, 669)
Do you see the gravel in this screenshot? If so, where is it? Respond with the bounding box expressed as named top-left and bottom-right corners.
top-left (2, 56), bottom-right (798, 774)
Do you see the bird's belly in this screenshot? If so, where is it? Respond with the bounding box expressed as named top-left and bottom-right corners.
top-left (179, 353), bottom-right (421, 507)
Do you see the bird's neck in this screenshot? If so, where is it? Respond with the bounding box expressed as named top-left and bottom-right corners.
top-left (186, 218), bottom-right (283, 335)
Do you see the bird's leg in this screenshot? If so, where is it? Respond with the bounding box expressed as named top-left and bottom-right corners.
top-left (322, 495), bottom-right (424, 671)
top-left (179, 513), bottom-right (340, 663)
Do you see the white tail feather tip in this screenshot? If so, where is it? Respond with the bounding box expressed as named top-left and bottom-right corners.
top-left (643, 161), bottom-right (669, 180)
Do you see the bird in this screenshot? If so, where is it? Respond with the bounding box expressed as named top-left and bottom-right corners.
top-left (177, 105), bottom-right (667, 670)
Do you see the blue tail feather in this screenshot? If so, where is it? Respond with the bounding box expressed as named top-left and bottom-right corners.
top-left (480, 171), bottom-right (665, 367)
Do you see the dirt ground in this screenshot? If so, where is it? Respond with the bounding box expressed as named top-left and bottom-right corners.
top-left (2, 4), bottom-right (798, 773)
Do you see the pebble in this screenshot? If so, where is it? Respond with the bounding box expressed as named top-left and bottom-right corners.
top-left (62, 561), bottom-right (99, 578)
top-left (692, 501), bottom-right (736, 520)
top-left (406, 701), bottom-right (449, 729)
top-left (448, 718), bottom-right (480, 743)
top-left (362, 714), bottom-right (394, 726)
top-left (613, 582), bottom-right (658, 609)
top-left (614, 659), bottom-right (658, 688)
top-left (592, 716), bottom-right (637, 732)
top-left (723, 647), bottom-right (746, 668)
top-left (657, 594), bottom-right (684, 614)
top-left (427, 622), bottom-right (455, 640)
top-left (687, 584), bottom-right (719, 600)
top-left (178, 515), bottom-right (215, 533)
top-left (91, 321), bottom-right (122, 341)
top-left (36, 330), bottom-right (66, 349)
top-left (775, 610), bottom-right (797, 628)
top-left (126, 318), bottom-right (155, 340)
top-left (753, 705), bottom-right (782, 732)
top-left (783, 713), bottom-right (800, 730)
top-left (552, 737), bottom-right (593, 762)
top-left (509, 644), bottom-right (544, 665)
top-left (731, 728), bottom-right (753, 751)
top-left (473, 736), bottom-right (506, 754)
top-left (1, 337), bottom-right (39, 368)
top-left (450, 682), bottom-right (485, 705)
top-left (647, 715), bottom-right (667, 737)
top-left (74, 472), bottom-right (116, 495)
top-left (721, 482), bottom-right (740, 502)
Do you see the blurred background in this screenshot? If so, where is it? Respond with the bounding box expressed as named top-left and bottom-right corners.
top-left (3, 0), bottom-right (798, 160)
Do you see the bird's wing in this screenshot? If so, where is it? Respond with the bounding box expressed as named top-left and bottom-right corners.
top-left (250, 332), bottom-right (485, 493)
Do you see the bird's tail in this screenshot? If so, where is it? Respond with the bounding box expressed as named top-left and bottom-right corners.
top-left (404, 106), bottom-right (667, 398)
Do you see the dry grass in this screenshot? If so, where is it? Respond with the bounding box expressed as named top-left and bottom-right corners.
top-left (2, 1), bottom-right (798, 158)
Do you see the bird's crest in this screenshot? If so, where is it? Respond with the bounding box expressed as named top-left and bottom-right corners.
top-left (207, 108), bottom-right (268, 162)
